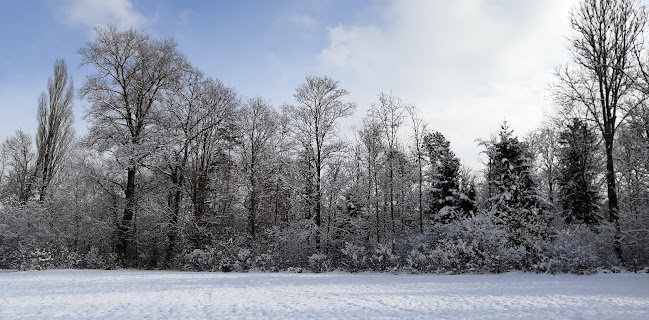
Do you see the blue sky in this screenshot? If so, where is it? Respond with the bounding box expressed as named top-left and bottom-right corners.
top-left (0, 0), bottom-right (583, 168)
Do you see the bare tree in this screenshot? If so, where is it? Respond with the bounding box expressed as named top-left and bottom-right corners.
top-left (1, 130), bottom-right (35, 203)
top-left (554, 0), bottom-right (648, 262)
top-left (240, 97), bottom-right (280, 238)
top-left (285, 76), bottom-right (356, 252)
top-left (185, 78), bottom-right (238, 248)
top-left (156, 66), bottom-right (238, 260)
top-left (555, 0), bottom-right (646, 225)
top-left (357, 117), bottom-right (384, 243)
top-left (31, 59), bottom-right (74, 201)
top-left (406, 104), bottom-right (426, 233)
top-left (370, 92), bottom-right (405, 237)
top-left (157, 68), bottom-right (238, 263)
top-left (158, 67), bottom-right (204, 262)
top-left (616, 105), bottom-right (649, 255)
top-left (79, 26), bottom-right (186, 261)
top-left (0, 146), bottom-right (5, 188)
top-left (527, 124), bottom-right (560, 206)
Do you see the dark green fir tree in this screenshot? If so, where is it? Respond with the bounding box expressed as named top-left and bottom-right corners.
top-left (557, 118), bottom-right (601, 225)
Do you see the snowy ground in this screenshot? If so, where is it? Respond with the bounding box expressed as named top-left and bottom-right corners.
top-left (0, 270), bottom-right (648, 319)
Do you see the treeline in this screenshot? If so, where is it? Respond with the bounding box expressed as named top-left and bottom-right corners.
top-left (1, 0), bottom-right (649, 273)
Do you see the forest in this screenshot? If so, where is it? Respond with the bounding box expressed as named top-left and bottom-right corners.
top-left (1, 0), bottom-right (648, 274)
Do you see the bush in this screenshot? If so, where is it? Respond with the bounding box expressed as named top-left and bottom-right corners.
top-left (20, 248), bottom-right (56, 271)
top-left (406, 244), bottom-right (434, 273)
top-left (83, 246), bottom-right (117, 269)
top-left (339, 242), bottom-right (367, 272)
top-left (252, 252), bottom-right (278, 272)
top-left (532, 225), bottom-right (602, 274)
top-left (369, 243), bottom-right (400, 272)
top-left (406, 211), bottom-right (526, 274)
top-left (429, 238), bottom-right (480, 274)
top-left (233, 248), bottom-right (252, 271)
top-left (308, 253), bottom-right (330, 273)
top-left (180, 248), bottom-right (218, 271)
top-left (454, 212), bottom-right (517, 273)
top-left (0, 224), bottom-right (21, 269)
top-left (178, 242), bottom-right (281, 272)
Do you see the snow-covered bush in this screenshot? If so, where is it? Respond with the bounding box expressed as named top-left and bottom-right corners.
top-left (339, 242), bottom-right (367, 272)
top-left (454, 211), bottom-right (514, 273)
top-left (308, 253), bottom-right (331, 273)
top-left (267, 222), bottom-right (313, 268)
top-left (178, 249), bottom-right (233, 272)
top-left (592, 222), bottom-right (621, 269)
top-left (178, 243), bottom-right (281, 272)
top-left (369, 243), bottom-right (400, 272)
top-left (252, 252), bottom-right (278, 272)
top-left (530, 224), bottom-right (620, 274)
top-left (405, 211), bottom-right (527, 274)
top-left (233, 248), bottom-right (252, 271)
top-left (532, 238), bottom-right (599, 274)
top-left (84, 246), bottom-right (118, 269)
top-left (180, 248), bottom-right (218, 271)
top-left (64, 249), bottom-right (83, 268)
top-left (406, 243), bottom-right (436, 273)
top-left (0, 223), bottom-right (21, 269)
top-left (20, 248), bottom-right (56, 271)
top-left (286, 266), bottom-right (304, 273)
top-left (429, 238), bottom-right (480, 273)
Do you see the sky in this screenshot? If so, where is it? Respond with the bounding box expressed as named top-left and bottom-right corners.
top-left (0, 0), bottom-right (584, 169)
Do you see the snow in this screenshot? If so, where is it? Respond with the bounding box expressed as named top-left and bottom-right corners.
top-left (1, 270), bottom-right (648, 319)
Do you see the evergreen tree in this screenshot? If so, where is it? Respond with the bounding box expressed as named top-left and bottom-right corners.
top-left (482, 122), bottom-right (547, 245)
top-left (424, 131), bottom-right (474, 223)
top-left (457, 168), bottom-right (477, 216)
top-left (557, 118), bottom-right (601, 225)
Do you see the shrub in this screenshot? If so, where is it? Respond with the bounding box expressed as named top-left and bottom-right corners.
top-left (406, 244), bottom-right (434, 273)
top-left (369, 243), bottom-right (400, 272)
top-left (19, 248), bottom-right (56, 271)
top-left (252, 252), bottom-right (278, 272)
top-left (308, 253), bottom-right (330, 273)
top-left (339, 242), bottom-right (367, 272)
top-left (181, 248), bottom-right (218, 271)
top-left (532, 225), bottom-right (601, 274)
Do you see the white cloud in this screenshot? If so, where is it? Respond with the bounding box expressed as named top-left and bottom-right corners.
top-left (317, 0), bottom-right (578, 169)
top-left (60, 0), bottom-right (148, 30)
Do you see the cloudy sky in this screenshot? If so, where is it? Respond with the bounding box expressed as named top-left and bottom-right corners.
top-left (0, 0), bottom-right (583, 169)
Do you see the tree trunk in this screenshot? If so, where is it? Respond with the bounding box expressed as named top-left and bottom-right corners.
top-left (192, 172), bottom-right (209, 249)
top-left (248, 174), bottom-right (257, 238)
top-left (604, 135), bottom-right (619, 220)
top-left (604, 132), bottom-right (623, 262)
top-left (418, 154), bottom-right (423, 233)
top-left (315, 158), bottom-right (322, 253)
top-left (38, 150), bottom-right (50, 201)
top-left (389, 158), bottom-right (395, 236)
top-left (274, 179), bottom-right (280, 226)
top-left (116, 167), bottom-right (137, 260)
top-left (165, 167), bottom-right (184, 265)
top-left (374, 168), bottom-right (380, 244)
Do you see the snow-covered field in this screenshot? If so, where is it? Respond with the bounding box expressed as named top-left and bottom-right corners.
top-left (0, 270), bottom-right (648, 319)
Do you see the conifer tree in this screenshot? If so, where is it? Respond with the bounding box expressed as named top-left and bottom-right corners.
top-left (482, 122), bottom-right (547, 245)
top-left (557, 118), bottom-right (601, 224)
top-left (424, 131), bottom-right (474, 223)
